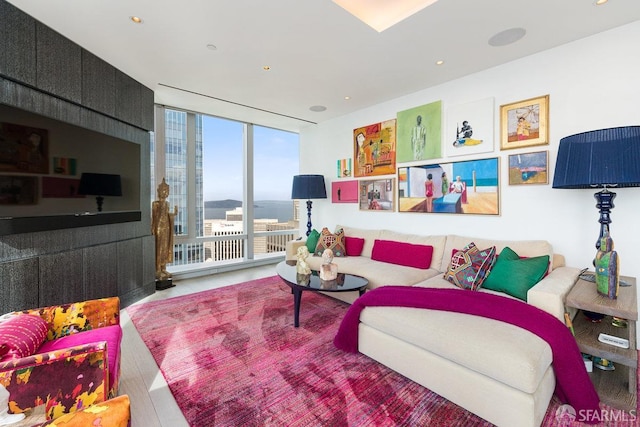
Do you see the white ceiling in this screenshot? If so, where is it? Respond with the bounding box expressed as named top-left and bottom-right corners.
top-left (6, 0), bottom-right (640, 132)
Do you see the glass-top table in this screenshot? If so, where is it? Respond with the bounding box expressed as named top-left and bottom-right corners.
top-left (276, 260), bottom-right (368, 327)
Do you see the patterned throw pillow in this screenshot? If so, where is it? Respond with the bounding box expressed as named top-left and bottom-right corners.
top-left (444, 242), bottom-right (497, 290)
top-left (315, 227), bottom-right (346, 257)
top-left (0, 314), bottom-right (49, 361)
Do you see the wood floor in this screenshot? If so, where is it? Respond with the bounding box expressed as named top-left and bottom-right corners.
top-left (121, 264), bottom-right (278, 426)
top-left (15, 263), bottom-right (278, 427)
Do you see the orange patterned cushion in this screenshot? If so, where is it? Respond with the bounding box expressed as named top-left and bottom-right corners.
top-left (0, 314), bottom-right (49, 361)
top-left (314, 227), bottom-right (346, 257)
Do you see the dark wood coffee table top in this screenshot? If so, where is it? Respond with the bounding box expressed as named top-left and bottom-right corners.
top-left (276, 260), bottom-right (368, 293)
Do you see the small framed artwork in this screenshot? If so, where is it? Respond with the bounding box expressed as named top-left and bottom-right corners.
top-left (508, 151), bottom-right (548, 185)
top-left (500, 95), bottom-right (549, 150)
top-left (0, 122), bottom-right (49, 174)
top-left (359, 178), bottom-right (395, 211)
top-left (445, 97), bottom-right (494, 157)
top-left (0, 175), bottom-right (38, 205)
top-left (398, 157), bottom-right (499, 215)
top-left (42, 176), bottom-right (85, 198)
top-left (336, 158), bottom-right (352, 177)
top-left (53, 157), bottom-right (78, 175)
top-left (331, 180), bottom-right (358, 203)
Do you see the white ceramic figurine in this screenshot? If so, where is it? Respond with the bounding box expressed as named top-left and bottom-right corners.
top-left (296, 246), bottom-right (311, 275)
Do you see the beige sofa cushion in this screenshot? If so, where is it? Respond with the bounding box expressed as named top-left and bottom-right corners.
top-left (440, 235), bottom-right (554, 273)
top-left (360, 304), bottom-right (553, 394)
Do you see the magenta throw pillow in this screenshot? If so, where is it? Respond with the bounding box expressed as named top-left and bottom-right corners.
top-left (345, 236), bottom-right (365, 256)
top-left (0, 314), bottom-right (49, 362)
top-left (371, 239), bottom-right (434, 269)
top-left (38, 325), bottom-right (123, 387)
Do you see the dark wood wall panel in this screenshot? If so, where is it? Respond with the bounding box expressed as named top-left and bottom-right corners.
top-left (115, 70), bottom-right (143, 129)
top-left (117, 238), bottom-right (143, 297)
top-left (35, 23), bottom-right (82, 104)
top-left (39, 250), bottom-right (84, 306)
top-left (0, 259), bottom-right (39, 314)
top-left (84, 243), bottom-right (119, 300)
top-left (0, 1), bottom-right (36, 86)
top-left (81, 49), bottom-right (116, 117)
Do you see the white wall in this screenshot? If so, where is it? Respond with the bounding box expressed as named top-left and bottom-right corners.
top-left (298, 22), bottom-right (640, 298)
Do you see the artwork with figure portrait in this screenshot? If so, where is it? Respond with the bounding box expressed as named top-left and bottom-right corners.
top-left (396, 101), bottom-right (442, 162)
top-left (398, 157), bottom-right (499, 215)
top-left (353, 119), bottom-right (396, 177)
top-left (359, 179), bottom-right (395, 211)
top-left (0, 122), bottom-right (49, 174)
top-left (445, 98), bottom-right (494, 157)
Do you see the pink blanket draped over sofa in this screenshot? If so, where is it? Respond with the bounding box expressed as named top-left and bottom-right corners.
top-left (334, 286), bottom-right (601, 424)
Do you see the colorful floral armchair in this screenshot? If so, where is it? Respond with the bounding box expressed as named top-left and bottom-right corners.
top-left (0, 297), bottom-right (122, 420)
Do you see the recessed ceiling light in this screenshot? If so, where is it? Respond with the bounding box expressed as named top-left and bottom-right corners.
top-left (435, 60), bottom-right (444, 65)
top-left (130, 16), bottom-right (143, 24)
top-left (262, 65), bottom-right (271, 71)
top-left (344, 96), bottom-right (351, 100)
top-left (206, 44), bottom-right (217, 51)
top-left (309, 105), bottom-right (327, 112)
top-left (488, 27), bottom-right (526, 47)
top-left (595, 0), bottom-right (608, 5)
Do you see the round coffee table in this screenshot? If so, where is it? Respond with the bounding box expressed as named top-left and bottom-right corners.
top-left (276, 260), bottom-right (368, 327)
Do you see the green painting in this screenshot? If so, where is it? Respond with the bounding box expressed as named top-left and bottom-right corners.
top-left (396, 101), bottom-right (442, 162)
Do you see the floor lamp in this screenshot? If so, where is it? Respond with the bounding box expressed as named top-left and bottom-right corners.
top-left (291, 174), bottom-right (327, 236)
top-left (552, 126), bottom-right (640, 249)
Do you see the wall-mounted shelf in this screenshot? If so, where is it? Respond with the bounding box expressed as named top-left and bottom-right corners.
top-left (0, 211), bottom-right (141, 236)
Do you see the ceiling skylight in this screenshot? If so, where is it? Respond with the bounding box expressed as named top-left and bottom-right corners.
top-left (333, 0), bottom-right (439, 32)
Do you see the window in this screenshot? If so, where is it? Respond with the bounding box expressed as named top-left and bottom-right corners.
top-left (153, 107), bottom-right (300, 274)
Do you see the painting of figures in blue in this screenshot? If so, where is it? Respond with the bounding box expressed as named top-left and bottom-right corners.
top-left (398, 157), bottom-right (499, 215)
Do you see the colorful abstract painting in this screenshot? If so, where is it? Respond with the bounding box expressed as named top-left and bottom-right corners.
top-left (396, 101), bottom-right (442, 162)
top-left (508, 151), bottom-right (548, 185)
top-left (336, 158), bottom-right (352, 177)
top-left (353, 119), bottom-right (396, 177)
top-left (53, 157), bottom-right (78, 175)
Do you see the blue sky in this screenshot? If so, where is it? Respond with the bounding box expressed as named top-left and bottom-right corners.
top-left (201, 116), bottom-right (299, 201)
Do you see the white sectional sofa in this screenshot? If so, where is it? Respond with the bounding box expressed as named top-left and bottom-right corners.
top-left (286, 225), bottom-right (583, 427)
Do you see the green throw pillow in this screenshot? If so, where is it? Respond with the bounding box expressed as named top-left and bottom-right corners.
top-left (482, 246), bottom-right (549, 301)
top-left (306, 229), bottom-right (320, 254)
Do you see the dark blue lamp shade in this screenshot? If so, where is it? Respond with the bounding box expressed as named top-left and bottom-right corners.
top-left (291, 174), bottom-right (327, 236)
top-left (552, 126), bottom-right (640, 247)
top-left (78, 172), bottom-right (123, 212)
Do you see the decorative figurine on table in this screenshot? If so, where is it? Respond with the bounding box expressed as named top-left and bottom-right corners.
top-left (320, 248), bottom-right (338, 281)
top-left (296, 246), bottom-right (311, 275)
top-left (595, 232), bottom-right (619, 299)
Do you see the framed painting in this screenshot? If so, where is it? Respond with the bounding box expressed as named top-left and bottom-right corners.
top-left (353, 119), bottom-right (396, 177)
top-left (42, 176), bottom-right (85, 198)
top-left (53, 157), bottom-right (78, 175)
top-left (396, 101), bottom-right (442, 162)
top-left (336, 158), bottom-right (352, 177)
top-left (500, 95), bottom-right (549, 150)
top-left (508, 151), bottom-right (548, 185)
top-left (445, 98), bottom-right (494, 157)
top-left (398, 157), bottom-right (499, 215)
top-left (0, 175), bottom-right (38, 205)
top-left (331, 180), bottom-right (358, 203)
top-left (0, 122), bottom-right (49, 174)
top-left (359, 178), bottom-right (395, 211)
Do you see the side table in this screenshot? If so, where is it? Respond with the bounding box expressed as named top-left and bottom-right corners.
top-left (565, 275), bottom-right (637, 412)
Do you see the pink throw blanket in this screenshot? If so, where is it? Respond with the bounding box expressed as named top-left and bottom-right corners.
top-left (334, 286), bottom-right (601, 424)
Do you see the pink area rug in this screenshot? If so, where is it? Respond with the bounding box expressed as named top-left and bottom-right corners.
top-left (127, 276), bottom-right (638, 426)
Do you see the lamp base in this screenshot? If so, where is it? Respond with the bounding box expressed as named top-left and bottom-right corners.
top-left (305, 199), bottom-right (313, 236)
top-left (95, 196), bottom-right (104, 212)
top-left (594, 189), bottom-right (615, 249)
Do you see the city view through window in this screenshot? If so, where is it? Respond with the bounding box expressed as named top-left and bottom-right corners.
top-left (154, 108), bottom-right (301, 272)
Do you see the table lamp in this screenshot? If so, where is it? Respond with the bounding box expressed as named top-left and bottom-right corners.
top-left (291, 174), bottom-right (327, 236)
top-left (78, 172), bottom-right (123, 212)
top-left (552, 126), bottom-right (640, 248)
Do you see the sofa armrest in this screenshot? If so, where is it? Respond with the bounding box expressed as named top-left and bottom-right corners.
top-left (20, 297), bottom-right (120, 340)
top-left (527, 266), bottom-right (582, 322)
top-left (0, 343), bottom-right (109, 419)
top-left (286, 239), bottom-right (307, 261)
top-left (36, 394), bottom-right (131, 426)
